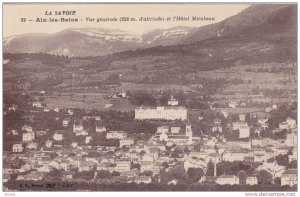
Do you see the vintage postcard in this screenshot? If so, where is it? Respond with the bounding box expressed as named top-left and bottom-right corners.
top-left (2, 3), bottom-right (297, 192)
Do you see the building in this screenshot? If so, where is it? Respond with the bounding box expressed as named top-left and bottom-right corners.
top-left (239, 126), bottom-right (250, 138)
top-left (232, 122), bottom-right (248, 130)
top-left (106, 131), bottom-right (127, 140)
top-left (45, 140), bottom-right (53, 148)
top-left (170, 127), bottom-right (180, 134)
top-left (281, 169), bottom-right (297, 187)
top-left (63, 119), bottom-right (69, 127)
top-left (120, 139), bottom-right (134, 147)
top-left (12, 144), bottom-right (23, 153)
top-left (184, 158), bottom-right (207, 170)
top-left (53, 133), bottom-right (63, 141)
top-left (32, 101), bottom-right (43, 108)
top-left (73, 120), bottom-right (88, 136)
top-left (135, 106), bottom-right (187, 121)
top-left (167, 96), bottom-right (179, 106)
top-left (140, 155), bottom-right (154, 172)
top-left (22, 131), bottom-right (35, 142)
top-left (116, 91), bottom-right (127, 98)
top-left (216, 175), bottom-right (239, 185)
top-left (85, 136), bottom-right (92, 144)
top-left (16, 173), bottom-right (43, 181)
top-left (239, 114), bottom-right (246, 122)
top-left (104, 103), bottom-right (113, 109)
top-left (78, 161), bottom-right (95, 172)
top-left (246, 176), bottom-right (258, 185)
top-left (22, 125), bottom-right (33, 132)
top-left (27, 142), bottom-right (37, 151)
top-left (115, 160), bottom-right (131, 172)
top-left (96, 124), bottom-right (106, 133)
top-left (257, 162), bottom-right (286, 177)
top-left (286, 117), bottom-right (296, 129)
top-left (67, 109), bottom-right (74, 115)
top-left (222, 149), bottom-right (250, 162)
top-left (8, 105), bottom-right (17, 111)
top-left (73, 120), bottom-right (83, 132)
top-left (232, 122), bottom-right (250, 138)
top-left (134, 176), bottom-right (152, 184)
top-left (285, 133), bottom-right (297, 147)
top-left (212, 126), bottom-right (222, 133)
top-left (154, 123), bottom-right (193, 145)
top-left (279, 122), bottom-right (289, 130)
top-left (229, 101), bottom-right (237, 108)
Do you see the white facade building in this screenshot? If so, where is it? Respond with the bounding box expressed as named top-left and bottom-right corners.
top-left (281, 169), bottom-right (297, 187)
top-left (22, 125), bottom-right (33, 132)
top-left (239, 126), bottom-right (250, 138)
top-left (22, 132), bottom-right (35, 142)
top-left (12, 144), bottom-right (23, 153)
top-left (285, 133), bottom-right (297, 147)
top-left (32, 102), bottom-right (43, 108)
top-left (120, 139), bottom-right (134, 147)
top-left (216, 175), bottom-right (239, 185)
top-left (167, 96), bottom-right (179, 106)
top-left (246, 177), bottom-right (258, 185)
top-left (96, 125), bottom-right (106, 133)
top-left (115, 160), bottom-right (131, 172)
top-left (106, 131), bottom-right (127, 140)
top-left (53, 133), bottom-right (63, 141)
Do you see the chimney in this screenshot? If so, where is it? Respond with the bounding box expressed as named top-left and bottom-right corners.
top-left (214, 160), bottom-right (217, 177)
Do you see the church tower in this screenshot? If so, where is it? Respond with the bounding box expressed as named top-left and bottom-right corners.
top-left (186, 121), bottom-right (193, 145)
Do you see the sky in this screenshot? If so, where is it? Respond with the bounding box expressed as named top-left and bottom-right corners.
top-left (3, 3), bottom-right (250, 37)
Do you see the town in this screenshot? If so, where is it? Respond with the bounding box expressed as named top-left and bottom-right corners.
top-left (3, 3), bottom-right (297, 192)
top-left (3, 91), bottom-right (297, 191)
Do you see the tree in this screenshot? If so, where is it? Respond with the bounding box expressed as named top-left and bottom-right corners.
top-left (111, 171), bottom-right (120, 177)
top-left (187, 168), bottom-right (204, 183)
top-left (274, 177), bottom-right (281, 185)
top-left (131, 162), bottom-right (140, 170)
top-left (289, 160), bottom-right (297, 168)
top-left (258, 170), bottom-right (273, 185)
top-left (162, 162), bottom-right (169, 168)
top-left (50, 152), bottom-right (59, 160)
top-left (96, 170), bottom-right (112, 179)
top-left (47, 168), bottom-right (63, 180)
top-left (237, 170), bottom-right (247, 185)
top-left (168, 165), bottom-right (187, 181)
top-left (139, 150), bottom-right (146, 157)
top-left (275, 154), bottom-right (289, 167)
top-left (206, 159), bottom-right (214, 176)
top-left (142, 170), bottom-right (153, 177)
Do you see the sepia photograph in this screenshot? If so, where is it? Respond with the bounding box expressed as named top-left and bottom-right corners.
top-left (2, 2), bottom-right (298, 193)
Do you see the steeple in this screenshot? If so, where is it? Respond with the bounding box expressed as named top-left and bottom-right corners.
top-left (186, 120), bottom-right (193, 145)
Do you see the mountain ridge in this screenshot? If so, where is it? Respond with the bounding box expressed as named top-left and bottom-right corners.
top-left (3, 4), bottom-right (297, 57)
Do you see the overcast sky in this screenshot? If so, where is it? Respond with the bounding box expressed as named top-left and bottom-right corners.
top-left (3, 3), bottom-right (250, 37)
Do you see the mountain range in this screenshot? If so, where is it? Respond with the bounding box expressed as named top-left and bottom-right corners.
top-left (3, 4), bottom-right (297, 57)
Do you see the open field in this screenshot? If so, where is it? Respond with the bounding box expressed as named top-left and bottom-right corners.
top-left (43, 94), bottom-right (136, 111)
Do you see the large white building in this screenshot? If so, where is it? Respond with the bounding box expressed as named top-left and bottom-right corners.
top-left (135, 106), bottom-right (187, 121)
top-left (216, 175), bottom-right (239, 185)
